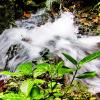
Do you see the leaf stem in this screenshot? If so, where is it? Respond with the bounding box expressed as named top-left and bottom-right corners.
top-left (70, 65), bottom-right (79, 85)
top-left (70, 69), bottom-right (78, 85)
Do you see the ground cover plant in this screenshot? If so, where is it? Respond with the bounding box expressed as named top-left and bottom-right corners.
top-left (0, 51), bottom-right (100, 100)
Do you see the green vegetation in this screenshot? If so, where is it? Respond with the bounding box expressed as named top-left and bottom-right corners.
top-left (0, 51), bottom-right (100, 100)
top-left (93, 2), bottom-right (100, 17)
top-left (0, 0), bottom-right (100, 35)
top-left (0, 0), bottom-right (15, 34)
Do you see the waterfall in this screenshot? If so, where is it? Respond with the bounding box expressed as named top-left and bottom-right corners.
top-left (0, 10), bottom-right (100, 94)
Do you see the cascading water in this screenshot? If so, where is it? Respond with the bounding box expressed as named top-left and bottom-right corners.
top-left (0, 10), bottom-right (100, 94)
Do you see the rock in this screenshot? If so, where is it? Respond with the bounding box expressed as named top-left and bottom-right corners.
top-left (95, 93), bottom-right (100, 100)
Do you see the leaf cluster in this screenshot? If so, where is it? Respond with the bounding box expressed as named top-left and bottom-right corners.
top-left (0, 51), bottom-right (100, 100)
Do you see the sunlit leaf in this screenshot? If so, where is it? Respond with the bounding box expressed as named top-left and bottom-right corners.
top-left (98, 13), bottom-right (100, 17)
top-left (0, 71), bottom-right (14, 76)
top-left (0, 92), bottom-right (25, 100)
top-left (33, 79), bottom-right (45, 85)
top-left (34, 63), bottom-right (50, 77)
top-left (62, 53), bottom-right (77, 65)
top-left (0, 62), bottom-right (32, 77)
top-left (48, 82), bottom-right (57, 90)
top-left (16, 62), bottom-right (33, 75)
top-left (79, 51), bottom-right (100, 65)
top-left (54, 98), bottom-right (61, 100)
top-left (53, 92), bottom-right (63, 97)
top-left (20, 79), bottom-right (33, 97)
top-left (76, 71), bottom-right (97, 79)
top-left (58, 66), bottom-right (74, 76)
top-left (47, 96), bottom-right (54, 100)
top-left (56, 61), bottom-right (64, 73)
top-left (0, 71), bottom-right (22, 77)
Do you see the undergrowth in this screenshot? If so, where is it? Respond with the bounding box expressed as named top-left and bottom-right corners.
top-left (0, 51), bottom-right (100, 100)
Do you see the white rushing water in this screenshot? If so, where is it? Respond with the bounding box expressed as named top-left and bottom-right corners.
top-left (0, 10), bottom-right (100, 94)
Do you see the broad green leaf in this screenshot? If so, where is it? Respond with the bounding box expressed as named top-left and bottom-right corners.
top-left (26, 97), bottom-right (31, 100)
top-left (33, 79), bottom-right (45, 85)
top-left (0, 71), bottom-right (14, 76)
top-left (53, 84), bottom-right (62, 93)
top-left (54, 98), bottom-right (61, 100)
top-left (31, 86), bottom-right (43, 99)
top-left (34, 63), bottom-right (50, 70)
top-left (48, 82), bottom-right (57, 90)
top-left (62, 53), bottom-right (77, 65)
top-left (16, 62), bottom-right (33, 75)
top-left (34, 63), bottom-right (50, 77)
top-left (79, 51), bottom-right (100, 65)
top-left (20, 79), bottom-right (33, 97)
top-left (53, 92), bottom-right (63, 97)
top-left (47, 96), bottom-right (54, 100)
top-left (76, 71), bottom-right (97, 79)
top-left (0, 92), bottom-right (25, 100)
top-left (0, 62), bottom-right (33, 77)
top-left (0, 71), bottom-right (22, 77)
top-left (56, 61), bottom-right (64, 73)
top-left (58, 66), bottom-right (74, 76)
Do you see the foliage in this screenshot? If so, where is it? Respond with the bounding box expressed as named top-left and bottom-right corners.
top-left (63, 51), bottom-right (100, 84)
top-left (0, 51), bottom-right (100, 99)
top-left (45, 0), bottom-right (60, 10)
top-left (0, 62), bottom-right (33, 77)
top-left (0, 0), bottom-right (15, 34)
top-left (93, 2), bottom-right (100, 16)
top-left (0, 92), bottom-right (25, 100)
top-left (16, 62), bottom-right (33, 75)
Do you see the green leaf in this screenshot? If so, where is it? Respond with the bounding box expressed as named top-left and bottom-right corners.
top-left (20, 79), bottom-right (33, 97)
top-left (0, 71), bottom-right (22, 77)
top-left (30, 86), bottom-right (43, 99)
top-left (56, 61), bottom-right (64, 73)
top-left (99, 13), bottom-right (100, 17)
top-left (54, 98), bottom-right (61, 100)
top-left (47, 96), bottom-right (54, 100)
top-left (26, 97), bottom-right (31, 100)
top-left (16, 62), bottom-right (33, 75)
top-left (0, 62), bottom-right (33, 77)
top-left (0, 92), bottom-right (25, 100)
top-left (76, 71), bottom-right (97, 79)
top-left (48, 82), bottom-right (57, 90)
top-left (34, 63), bottom-right (50, 77)
top-left (62, 53), bottom-right (77, 65)
top-left (58, 66), bottom-right (74, 76)
top-left (79, 51), bottom-right (100, 65)
top-left (0, 71), bottom-right (14, 76)
top-left (68, 96), bottom-right (73, 100)
top-left (34, 63), bottom-right (50, 70)
top-left (53, 92), bottom-right (63, 97)
top-left (33, 79), bottom-right (45, 85)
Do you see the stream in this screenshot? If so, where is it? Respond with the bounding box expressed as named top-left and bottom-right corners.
top-left (0, 9), bottom-right (100, 94)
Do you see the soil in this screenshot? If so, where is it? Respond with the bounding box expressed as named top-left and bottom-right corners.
top-left (62, 0), bottom-right (100, 36)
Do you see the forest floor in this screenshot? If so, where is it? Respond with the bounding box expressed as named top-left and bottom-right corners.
top-left (61, 0), bottom-right (100, 36)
